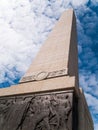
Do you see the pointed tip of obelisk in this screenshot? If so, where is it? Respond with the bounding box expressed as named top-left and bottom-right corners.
top-left (63, 8), bottom-right (74, 14)
top-left (66, 8), bottom-right (74, 12)
top-left (59, 8), bottom-right (76, 26)
top-left (63, 8), bottom-right (76, 19)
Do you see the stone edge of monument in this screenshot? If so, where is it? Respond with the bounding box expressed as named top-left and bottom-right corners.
top-left (78, 88), bottom-right (94, 130)
top-left (0, 76), bottom-right (79, 97)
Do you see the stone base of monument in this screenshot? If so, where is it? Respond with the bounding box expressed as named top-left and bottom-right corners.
top-left (0, 88), bottom-right (93, 130)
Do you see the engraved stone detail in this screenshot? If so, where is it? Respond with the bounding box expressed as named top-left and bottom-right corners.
top-left (35, 71), bottom-right (48, 81)
top-left (0, 92), bottom-right (72, 130)
top-left (20, 69), bottom-right (68, 83)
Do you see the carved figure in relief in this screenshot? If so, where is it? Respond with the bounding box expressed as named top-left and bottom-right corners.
top-left (49, 94), bottom-right (71, 130)
top-left (27, 96), bottom-right (51, 130)
top-left (0, 99), bottom-right (15, 130)
top-left (0, 93), bottom-right (72, 130)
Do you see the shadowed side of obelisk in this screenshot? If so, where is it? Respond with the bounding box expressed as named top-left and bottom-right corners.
top-left (68, 11), bottom-right (79, 88)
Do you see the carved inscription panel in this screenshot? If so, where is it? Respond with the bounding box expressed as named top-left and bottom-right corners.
top-left (20, 69), bottom-right (68, 83)
top-left (0, 92), bottom-right (73, 130)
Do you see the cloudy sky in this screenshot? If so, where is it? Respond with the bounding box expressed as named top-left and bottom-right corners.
top-left (0, 0), bottom-right (98, 129)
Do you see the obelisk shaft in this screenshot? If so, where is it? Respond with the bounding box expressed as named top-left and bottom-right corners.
top-left (20, 9), bottom-right (79, 87)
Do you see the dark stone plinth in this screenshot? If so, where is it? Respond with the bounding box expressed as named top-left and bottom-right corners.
top-left (0, 91), bottom-right (78, 130)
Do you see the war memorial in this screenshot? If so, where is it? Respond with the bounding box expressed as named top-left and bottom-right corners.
top-left (0, 9), bottom-right (94, 130)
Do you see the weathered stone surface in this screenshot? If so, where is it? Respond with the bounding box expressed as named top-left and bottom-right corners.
top-left (0, 91), bottom-right (75, 130)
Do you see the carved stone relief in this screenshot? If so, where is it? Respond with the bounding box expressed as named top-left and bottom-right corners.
top-left (20, 69), bottom-right (68, 83)
top-left (0, 92), bottom-right (72, 130)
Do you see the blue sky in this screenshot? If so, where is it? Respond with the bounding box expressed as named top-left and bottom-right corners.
top-left (0, 0), bottom-right (98, 129)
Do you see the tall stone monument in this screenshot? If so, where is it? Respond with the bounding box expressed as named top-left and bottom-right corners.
top-left (0, 9), bottom-right (94, 130)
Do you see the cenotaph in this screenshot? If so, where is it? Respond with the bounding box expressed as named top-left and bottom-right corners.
top-left (0, 9), bottom-right (94, 130)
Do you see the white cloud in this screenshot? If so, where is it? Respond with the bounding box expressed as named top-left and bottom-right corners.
top-left (94, 124), bottom-right (98, 130)
top-left (85, 92), bottom-right (98, 111)
top-left (91, 0), bottom-right (98, 4)
top-left (71, 0), bottom-right (89, 7)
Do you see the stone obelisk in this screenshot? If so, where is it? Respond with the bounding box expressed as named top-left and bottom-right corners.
top-left (0, 9), bottom-right (94, 130)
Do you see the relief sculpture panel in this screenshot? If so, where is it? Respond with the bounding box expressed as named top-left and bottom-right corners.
top-left (0, 92), bottom-right (73, 130)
